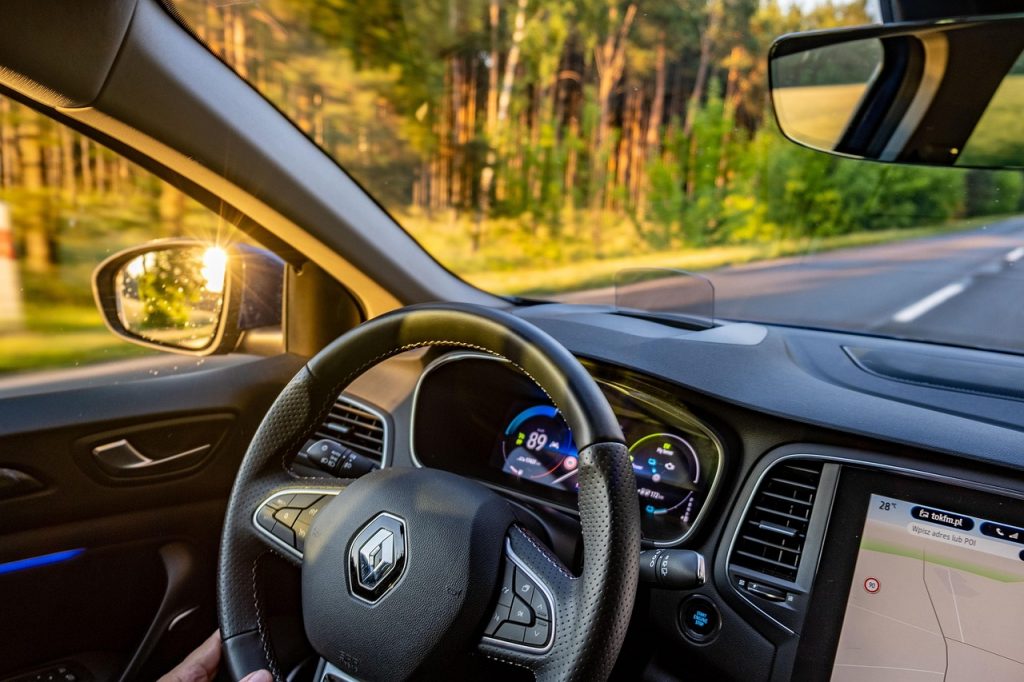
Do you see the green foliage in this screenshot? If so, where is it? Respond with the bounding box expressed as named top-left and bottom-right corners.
top-left (645, 157), bottom-right (684, 248)
top-left (132, 250), bottom-right (206, 330)
top-left (963, 170), bottom-right (1024, 216)
top-left (162, 0), bottom-right (1024, 281)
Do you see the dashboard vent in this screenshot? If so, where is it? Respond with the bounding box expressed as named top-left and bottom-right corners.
top-left (731, 460), bottom-right (823, 583)
top-left (314, 398), bottom-right (386, 464)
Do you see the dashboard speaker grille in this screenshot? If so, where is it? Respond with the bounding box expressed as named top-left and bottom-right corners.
top-left (314, 398), bottom-right (386, 463)
top-left (731, 460), bottom-right (823, 582)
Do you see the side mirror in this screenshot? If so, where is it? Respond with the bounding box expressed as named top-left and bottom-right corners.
top-left (769, 14), bottom-right (1024, 169)
top-left (93, 239), bottom-right (283, 355)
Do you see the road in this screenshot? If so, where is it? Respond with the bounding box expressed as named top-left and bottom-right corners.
top-left (567, 217), bottom-right (1024, 353)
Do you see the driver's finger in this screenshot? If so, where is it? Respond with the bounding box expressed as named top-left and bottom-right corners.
top-left (240, 671), bottom-right (273, 682)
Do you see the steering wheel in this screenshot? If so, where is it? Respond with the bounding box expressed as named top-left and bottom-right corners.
top-left (217, 303), bottom-right (640, 681)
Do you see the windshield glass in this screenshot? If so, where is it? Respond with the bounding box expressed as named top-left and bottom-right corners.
top-left (173, 1), bottom-right (1024, 354)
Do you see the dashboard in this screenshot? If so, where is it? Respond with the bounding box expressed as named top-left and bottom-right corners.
top-left (410, 352), bottom-right (723, 544)
top-left (322, 303), bottom-right (1024, 682)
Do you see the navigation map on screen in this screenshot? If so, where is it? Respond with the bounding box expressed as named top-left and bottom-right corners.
top-left (832, 494), bottom-right (1024, 681)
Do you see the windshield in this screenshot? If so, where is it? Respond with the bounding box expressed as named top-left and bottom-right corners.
top-left (173, 0), bottom-right (1024, 354)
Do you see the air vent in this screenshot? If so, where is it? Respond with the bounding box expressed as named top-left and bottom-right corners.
top-left (730, 461), bottom-right (823, 583)
top-left (313, 398), bottom-right (387, 464)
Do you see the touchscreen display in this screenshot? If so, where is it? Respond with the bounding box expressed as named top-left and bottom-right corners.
top-left (832, 494), bottom-right (1024, 681)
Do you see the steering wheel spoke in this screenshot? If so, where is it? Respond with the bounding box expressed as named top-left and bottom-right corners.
top-left (252, 483), bottom-right (346, 563)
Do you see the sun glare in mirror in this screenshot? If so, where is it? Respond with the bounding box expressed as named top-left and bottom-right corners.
top-left (201, 246), bottom-right (228, 294)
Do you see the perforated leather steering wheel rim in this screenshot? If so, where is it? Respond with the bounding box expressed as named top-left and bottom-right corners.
top-left (216, 302), bottom-right (641, 681)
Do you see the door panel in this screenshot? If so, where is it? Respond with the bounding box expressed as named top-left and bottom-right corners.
top-left (0, 353), bottom-right (303, 679)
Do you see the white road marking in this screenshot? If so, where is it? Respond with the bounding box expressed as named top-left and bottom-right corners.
top-left (833, 664), bottom-right (944, 675)
top-left (1006, 247), bottom-right (1024, 263)
top-left (947, 568), bottom-right (965, 643)
top-left (892, 280), bottom-right (968, 323)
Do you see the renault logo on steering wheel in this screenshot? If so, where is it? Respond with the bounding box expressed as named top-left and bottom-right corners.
top-left (349, 513), bottom-right (407, 603)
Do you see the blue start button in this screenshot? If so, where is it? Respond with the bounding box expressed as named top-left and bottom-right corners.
top-left (680, 595), bottom-right (720, 643)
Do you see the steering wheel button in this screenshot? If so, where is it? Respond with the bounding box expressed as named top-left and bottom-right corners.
top-left (271, 520), bottom-right (296, 547)
top-left (530, 589), bottom-right (550, 620)
top-left (509, 596), bottom-right (533, 625)
top-left (267, 493), bottom-right (294, 510)
top-left (273, 507), bottom-right (301, 527)
top-left (293, 520), bottom-right (310, 552)
top-left (498, 563), bottom-right (515, 606)
top-left (493, 622), bottom-right (527, 644)
top-left (485, 603), bottom-right (510, 636)
top-left (256, 506), bottom-right (277, 532)
top-left (514, 567), bottom-right (537, 600)
top-left (289, 493), bottom-right (324, 508)
top-left (298, 502), bottom-right (326, 526)
top-left (524, 618), bottom-right (549, 647)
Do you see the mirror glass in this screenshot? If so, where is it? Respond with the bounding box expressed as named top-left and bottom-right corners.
top-left (959, 52), bottom-right (1024, 167)
top-left (770, 17), bottom-right (1024, 169)
top-left (772, 39), bottom-right (882, 152)
top-left (115, 245), bottom-right (227, 350)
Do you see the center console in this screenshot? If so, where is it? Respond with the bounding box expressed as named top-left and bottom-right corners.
top-left (708, 446), bottom-right (1024, 682)
top-left (796, 467), bottom-right (1024, 681)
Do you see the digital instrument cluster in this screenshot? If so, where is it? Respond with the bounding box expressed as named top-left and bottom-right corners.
top-left (411, 353), bottom-right (723, 544)
top-left (497, 402), bottom-right (715, 542)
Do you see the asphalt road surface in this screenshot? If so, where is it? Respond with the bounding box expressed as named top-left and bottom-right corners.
top-left (568, 217), bottom-right (1024, 353)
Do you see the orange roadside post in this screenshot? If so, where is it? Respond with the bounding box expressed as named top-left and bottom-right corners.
top-left (0, 200), bottom-right (24, 331)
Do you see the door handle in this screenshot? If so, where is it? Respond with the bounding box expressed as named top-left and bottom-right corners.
top-left (0, 467), bottom-right (45, 501)
top-left (92, 439), bottom-right (211, 477)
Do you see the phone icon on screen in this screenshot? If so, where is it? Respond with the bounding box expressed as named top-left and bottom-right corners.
top-left (996, 527), bottom-right (1006, 537)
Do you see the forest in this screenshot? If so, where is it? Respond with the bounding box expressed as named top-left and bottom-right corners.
top-left (172, 0), bottom-right (1024, 288)
top-left (0, 0), bottom-right (1022, 372)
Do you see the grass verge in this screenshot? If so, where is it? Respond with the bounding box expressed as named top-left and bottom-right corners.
top-left (0, 304), bottom-right (153, 374)
top-left (463, 215), bottom-right (1012, 296)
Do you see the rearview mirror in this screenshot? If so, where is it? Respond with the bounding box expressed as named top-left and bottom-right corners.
top-left (769, 14), bottom-right (1024, 169)
top-left (93, 239), bottom-right (283, 355)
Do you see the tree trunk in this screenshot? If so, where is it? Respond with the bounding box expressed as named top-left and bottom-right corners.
top-left (485, 0), bottom-right (499, 137)
top-left (0, 97), bottom-right (15, 188)
top-left (18, 114), bottom-right (53, 272)
top-left (684, 0), bottom-right (722, 138)
top-left (159, 181), bottom-right (186, 237)
top-left (589, 2), bottom-right (637, 252)
top-left (475, 0), bottom-right (528, 251)
top-left (95, 148), bottom-right (107, 193)
top-left (715, 47), bottom-right (742, 192)
top-left (79, 136), bottom-right (93, 193)
top-left (232, 8), bottom-right (248, 78)
top-left (637, 39), bottom-right (667, 222)
top-left (59, 125), bottom-right (77, 201)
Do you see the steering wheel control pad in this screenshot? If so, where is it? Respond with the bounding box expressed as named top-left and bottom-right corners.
top-left (301, 466), bottom-right (515, 681)
top-left (483, 544), bottom-right (555, 649)
top-left (255, 490), bottom-right (337, 556)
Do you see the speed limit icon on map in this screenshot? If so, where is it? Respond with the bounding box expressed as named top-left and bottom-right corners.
top-left (863, 577), bottom-right (880, 594)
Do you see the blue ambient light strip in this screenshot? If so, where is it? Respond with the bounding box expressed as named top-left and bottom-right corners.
top-left (0, 548), bottom-right (84, 575)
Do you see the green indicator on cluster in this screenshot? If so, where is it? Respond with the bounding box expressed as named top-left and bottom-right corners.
top-left (516, 432), bottom-right (525, 446)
